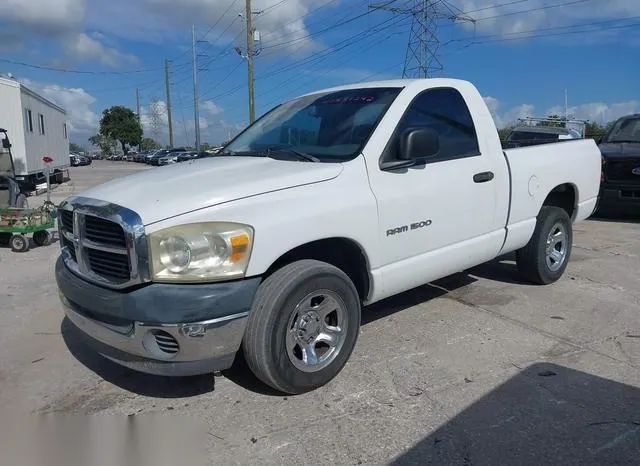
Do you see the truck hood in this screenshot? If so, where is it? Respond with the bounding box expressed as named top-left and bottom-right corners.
top-left (77, 156), bottom-right (343, 225)
top-left (599, 142), bottom-right (640, 159)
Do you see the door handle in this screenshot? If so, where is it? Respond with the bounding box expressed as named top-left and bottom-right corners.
top-left (473, 171), bottom-right (494, 183)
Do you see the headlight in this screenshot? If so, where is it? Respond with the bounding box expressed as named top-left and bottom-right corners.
top-left (149, 222), bottom-right (253, 282)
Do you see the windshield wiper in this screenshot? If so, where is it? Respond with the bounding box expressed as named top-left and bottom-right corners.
top-left (609, 140), bottom-right (640, 144)
top-left (264, 146), bottom-right (320, 162)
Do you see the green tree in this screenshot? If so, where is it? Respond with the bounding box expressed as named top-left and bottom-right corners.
top-left (69, 142), bottom-right (85, 154)
top-left (497, 127), bottom-right (512, 141)
top-left (140, 137), bottom-right (161, 150)
top-left (584, 121), bottom-right (607, 141)
top-left (89, 134), bottom-right (117, 156)
top-left (99, 105), bottom-right (142, 154)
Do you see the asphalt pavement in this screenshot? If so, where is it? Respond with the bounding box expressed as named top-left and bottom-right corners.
top-left (1, 160), bottom-right (638, 465)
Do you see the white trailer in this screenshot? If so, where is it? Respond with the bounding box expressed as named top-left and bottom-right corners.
top-left (0, 75), bottom-right (69, 191)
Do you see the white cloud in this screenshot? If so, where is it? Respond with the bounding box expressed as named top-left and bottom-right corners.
top-left (485, 96), bottom-right (639, 128)
top-left (201, 100), bottom-right (223, 116)
top-left (64, 33), bottom-right (138, 67)
top-left (20, 78), bottom-right (99, 142)
top-left (0, 0), bottom-right (85, 45)
top-left (546, 101), bottom-right (640, 125)
top-left (484, 96), bottom-right (535, 128)
top-left (450, 0), bottom-right (640, 42)
top-left (86, 0), bottom-right (333, 53)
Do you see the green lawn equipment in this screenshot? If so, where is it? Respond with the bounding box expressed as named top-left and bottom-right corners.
top-left (0, 128), bottom-right (56, 252)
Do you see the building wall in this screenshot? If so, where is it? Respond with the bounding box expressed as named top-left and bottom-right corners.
top-left (0, 78), bottom-right (27, 173)
top-left (20, 85), bottom-right (69, 175)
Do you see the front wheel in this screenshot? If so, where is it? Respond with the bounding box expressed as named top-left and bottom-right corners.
top-left (242, 260), bottom-right (361, 394)
top-left (516, 206), bottom-right (572, 285)
top-left (10, 234), bottom-right (29, 252)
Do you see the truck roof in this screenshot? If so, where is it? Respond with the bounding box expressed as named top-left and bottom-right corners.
top-left (298, 78), bottom-right (472, 97)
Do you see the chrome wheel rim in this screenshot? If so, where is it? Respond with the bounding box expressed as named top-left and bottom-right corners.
top-left (285, 289), bottom-right (347, 373)
top-left (545, 222), bottom-right (568, 272)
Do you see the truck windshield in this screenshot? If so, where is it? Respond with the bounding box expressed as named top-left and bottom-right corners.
top-left (604, 116), bottom-right (640, 144)
top-left (222, 87), bottom-right (402, 162)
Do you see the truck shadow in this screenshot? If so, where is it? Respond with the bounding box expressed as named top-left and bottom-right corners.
top-left (60, 318), bottom-right (216, 398)
top-left (390, 363), bottom-right (640, 465)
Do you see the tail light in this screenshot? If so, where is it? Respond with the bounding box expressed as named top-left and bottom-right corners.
top-left (601, 155), bottom-right (607, 182)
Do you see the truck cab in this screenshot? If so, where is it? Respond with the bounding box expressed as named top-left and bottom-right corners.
top-left (597, 113), bottom-right (640, 215)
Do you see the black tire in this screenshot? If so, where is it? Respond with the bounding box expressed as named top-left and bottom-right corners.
top-left (15, 194), bottom-right (28, 208)
top-left (33, 230), bottom-right (51, 247)
top-left (516, 206), bottom-right (572, 285)
top-left (242, 259), bottom-right (361, 394)
top-left (10, 234), bottom-right (29, 252)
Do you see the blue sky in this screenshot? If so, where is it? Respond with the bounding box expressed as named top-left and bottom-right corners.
top-left (1, 0), bottom-right (639, 147)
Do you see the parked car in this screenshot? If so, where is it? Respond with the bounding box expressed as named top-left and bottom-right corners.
top-left (70, 154), bottom-right (81, 167)
top-left (149, 148), bottom-right (187, 165)
top-left (55, 78), bottom-right (601, 395)
top-left (176, 151), bottom-right (211, 162)
top-left (597, 113), bottom-right (640, 215)
top-left (158, 151), bottom-right (182, 166)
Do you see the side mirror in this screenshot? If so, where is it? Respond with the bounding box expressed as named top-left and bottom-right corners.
top-left (2, 138), bottom-right (11, 149)
top-left (399, 127), bottom-right (439, 161)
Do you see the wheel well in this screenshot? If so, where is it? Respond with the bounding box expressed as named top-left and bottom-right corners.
top-left (543, 183), bottom-right (576, 220)
top-left (263, 238), bottom-right (370, 301)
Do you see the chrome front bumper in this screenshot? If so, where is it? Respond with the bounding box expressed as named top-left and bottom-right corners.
top-left (56, 256), bottom-right (261, 376)
top-left (61, 294), bottom-right (249, 376)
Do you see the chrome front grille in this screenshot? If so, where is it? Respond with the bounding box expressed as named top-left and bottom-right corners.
top-left (57, 196), bottom-right (150, 289)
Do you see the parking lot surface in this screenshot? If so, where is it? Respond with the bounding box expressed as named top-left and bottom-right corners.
top-left (1, 161), bottom-right (639, 464)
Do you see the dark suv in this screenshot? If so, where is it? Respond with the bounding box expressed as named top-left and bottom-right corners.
top-left (598, 114), bottom-right (640, 215)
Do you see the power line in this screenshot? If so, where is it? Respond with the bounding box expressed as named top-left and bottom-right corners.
top-left (446, 14), bottom-right (640, 44)
top-left (262, 0), bottom-right (402, 51)
top-left (0, 58), bottom-right (167, 75)
top-left (192, 9), bottom-right (409, 106)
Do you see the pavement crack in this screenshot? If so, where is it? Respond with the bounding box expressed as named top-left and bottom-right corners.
top-left (430, 282), bottom-right (639, 370)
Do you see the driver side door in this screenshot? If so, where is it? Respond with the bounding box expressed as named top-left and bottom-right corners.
top-left (366, 86), bottom-right (504, 299)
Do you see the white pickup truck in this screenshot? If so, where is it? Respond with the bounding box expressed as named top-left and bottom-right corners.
top-left (55, 78), bottom-right (601, 394)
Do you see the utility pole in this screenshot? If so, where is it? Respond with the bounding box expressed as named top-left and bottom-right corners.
top-left (370, 1), bottom-right (475, 78)
top-left (165, 59), bottom-right (174, 148)
top-left (236, 1), bottom-right (262, 124)
top-left (245, 0), bottom-right (256, 123)
top-left (192, 25), bottom-right (201, 152)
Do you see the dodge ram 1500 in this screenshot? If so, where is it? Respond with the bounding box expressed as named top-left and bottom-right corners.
top-left (55, 78), bottom-right (601, 394)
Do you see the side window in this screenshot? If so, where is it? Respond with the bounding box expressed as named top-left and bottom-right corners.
top-left (391, 87), bottom-right (480, 161)
top-left (25, 109), bottom-right (33, 132)
top-left (38, 114), bottom-right (45, 135)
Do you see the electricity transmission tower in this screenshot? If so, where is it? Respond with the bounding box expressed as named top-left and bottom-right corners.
top-left (370, 0), bottom-right (475, 78)
top-left (149, 97), bottom-right (164, 144)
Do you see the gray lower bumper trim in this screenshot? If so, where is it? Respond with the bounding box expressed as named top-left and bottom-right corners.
top-left (55, 256), bottom-right (261, 324)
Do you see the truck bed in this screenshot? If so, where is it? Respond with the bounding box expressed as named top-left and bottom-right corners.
top-left (500, 138), bottom-right (601, 254)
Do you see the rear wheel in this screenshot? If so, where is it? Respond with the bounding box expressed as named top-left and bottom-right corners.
top-left (33, 230), bottom-right (51, 247)
top-left (242, 260), bottom-right (361, 394)
top-left (516, 206), bottom-right (572, 284)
